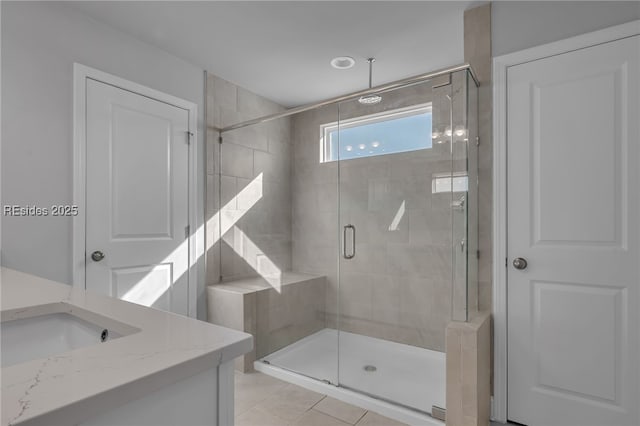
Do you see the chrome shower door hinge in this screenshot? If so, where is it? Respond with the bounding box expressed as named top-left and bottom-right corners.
top-left (184, 225), bottom-right (190, 239)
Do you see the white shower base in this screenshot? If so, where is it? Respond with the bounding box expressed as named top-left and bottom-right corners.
top-left (256, 328), bottom-right (445, 425)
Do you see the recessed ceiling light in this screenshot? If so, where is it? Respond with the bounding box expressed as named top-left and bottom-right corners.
top-left (331, 56), bottom-right (355, 69)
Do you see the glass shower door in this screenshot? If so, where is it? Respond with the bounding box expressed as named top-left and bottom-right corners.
top-left (336, 77), bottom-right (453, 414)
top-left (251, 105), bottom-right (340, 386)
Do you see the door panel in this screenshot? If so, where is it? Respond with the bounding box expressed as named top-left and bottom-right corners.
top-left (507, 36), bottom-right (639, 426)
top-left (532, 70), bottom-right (622, 246)
top-left (111, 104), bottom-right (173, 239)
top-left (531, 281), bottom-right (620, 401)
top-left (86, 79), bottom-right (190, 316)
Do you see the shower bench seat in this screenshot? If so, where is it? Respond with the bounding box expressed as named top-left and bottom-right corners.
top-left (207, 272), bottom-right (326, 372)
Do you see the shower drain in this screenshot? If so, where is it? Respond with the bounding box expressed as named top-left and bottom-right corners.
top-left (363, 365), bottom-right (377, 372)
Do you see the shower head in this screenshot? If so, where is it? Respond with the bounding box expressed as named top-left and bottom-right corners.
top-left (358, 94), bottom-right (382, 105)
top-left (358, 58), bottom-right (382, 105)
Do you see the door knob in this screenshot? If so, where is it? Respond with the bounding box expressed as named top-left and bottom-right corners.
top-left (91, 251), bottom-right (105, 262)
top-left (513, 257), bottom-right (528, 270)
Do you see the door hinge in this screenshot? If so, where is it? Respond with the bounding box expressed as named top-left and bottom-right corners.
top-left (184, 225), bottom-right (190, 239)
top-left (186, 131), bottom-right (193, 144)
top-left (476, 136), bottom-right (480, 146)
top-left (505, 257), bottom-right (508, 267)
top-left (218, 135), bottom-right (223, 144)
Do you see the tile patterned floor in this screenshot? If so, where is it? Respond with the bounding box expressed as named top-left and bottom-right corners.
top-left (235, 371), bottom-right (408, 426)
top-left (235, 371), bottom-right (520, 426)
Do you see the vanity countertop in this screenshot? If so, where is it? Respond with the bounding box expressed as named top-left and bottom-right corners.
top-left (1, 267), bottom-right (253, 426)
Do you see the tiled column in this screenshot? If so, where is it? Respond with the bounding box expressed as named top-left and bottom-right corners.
top-left (446, 311), bottom-right (491, 426)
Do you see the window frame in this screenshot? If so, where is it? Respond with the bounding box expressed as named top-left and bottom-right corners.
top-left (319, 103), bottom-right (433, 163)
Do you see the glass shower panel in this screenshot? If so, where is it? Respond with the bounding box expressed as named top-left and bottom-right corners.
top-left (466, 70), bottom-right (480, 317)
top-left (336, 78), bottom-right (452, 414)
top-left (254, 105), bottom-right (340, 385)
top-left (450, 68), bottom-right (479, 321)
top-left (450, 70), bottom-right (468, 322)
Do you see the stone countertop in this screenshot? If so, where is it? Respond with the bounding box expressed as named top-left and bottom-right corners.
top-left (1, 268), bottom-right (253, 426)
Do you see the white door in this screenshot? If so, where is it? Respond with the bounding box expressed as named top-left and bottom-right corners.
top-left (507, 35), bottom-right (639, 426)
top-left (85, 78), bottom-right (191, 316)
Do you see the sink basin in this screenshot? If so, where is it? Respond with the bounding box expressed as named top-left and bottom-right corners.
top-left (2, 311), bottom-right (126, 367)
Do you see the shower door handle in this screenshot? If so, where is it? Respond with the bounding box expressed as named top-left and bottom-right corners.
top-left (343, 224), bottom-right (356, 259)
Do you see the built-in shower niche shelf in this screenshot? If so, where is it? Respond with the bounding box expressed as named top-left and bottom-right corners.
top-left (206, 272), bottom-right (326, 372)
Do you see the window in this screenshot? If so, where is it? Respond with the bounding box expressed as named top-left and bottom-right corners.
top-left (431, 172), bottom-right (469, 193)
top-left (320, 104), bottom-right (432, 163)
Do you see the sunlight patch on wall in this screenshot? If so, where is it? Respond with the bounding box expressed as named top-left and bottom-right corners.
top-left (388, 200), bottom-right (406, 231)
top-left (223, 226), bottom-right (283, 292)
top-left (118, 174), bottom-right (268, 307)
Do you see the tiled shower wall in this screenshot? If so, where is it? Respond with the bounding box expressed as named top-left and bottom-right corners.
top-left (291, 79), bottom-right (470, 352)
top-left (205, 74), bottom-right (292, 285)
top-left (207, 72), bottom-right (473, 353)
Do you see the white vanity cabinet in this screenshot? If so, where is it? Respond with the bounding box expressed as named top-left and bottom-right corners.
top-left (1, 268), bottom-right (252, 426)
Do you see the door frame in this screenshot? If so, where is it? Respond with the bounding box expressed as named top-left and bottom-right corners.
top-left (72, 63), bottom-right (199, 318)
top-left (491, 20), bottom-right (640, 423)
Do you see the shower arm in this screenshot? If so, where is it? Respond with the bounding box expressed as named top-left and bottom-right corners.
top-left (216, 62), bottom-right (479, 134)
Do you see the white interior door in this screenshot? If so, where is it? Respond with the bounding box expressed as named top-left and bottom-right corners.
top-left (85, 78), bottom-right (190, 316)
top-left (507, 35), bottom-right (639, 426)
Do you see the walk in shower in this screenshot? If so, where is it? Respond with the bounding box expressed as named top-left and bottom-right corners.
top-left (206, 65), bottom-right (478, 423)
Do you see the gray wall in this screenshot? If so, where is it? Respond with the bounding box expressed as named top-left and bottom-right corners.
top-left (206, 75), bottom-right (291, 285)
top-left (291, 77), bottom-right (472, 352)
top-left (492, 1), bottom-right (640, 57)
top-left (1, 2), bottom-right (206, 316)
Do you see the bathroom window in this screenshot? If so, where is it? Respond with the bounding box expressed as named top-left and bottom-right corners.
top-left (320, 104), bottom-right (432, 163)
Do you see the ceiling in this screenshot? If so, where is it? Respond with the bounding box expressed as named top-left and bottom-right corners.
top-left (66, 1), bottom-right (480, 107)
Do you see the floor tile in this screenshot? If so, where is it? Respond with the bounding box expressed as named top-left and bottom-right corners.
top-left (235, 371), bottom-right (411, 426)
top-left (235, 406), bottom-right (289, 426)
top-left (234, 371), bottom-right (288, 416)
top-left (252, 382), bottom-right (326, 423)
top-left (355, 411), bottom-right (408, 426)
top-left (313, 396), bottom-right (367, 424)
top-left (293, 409), bottom-right (352, 426)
